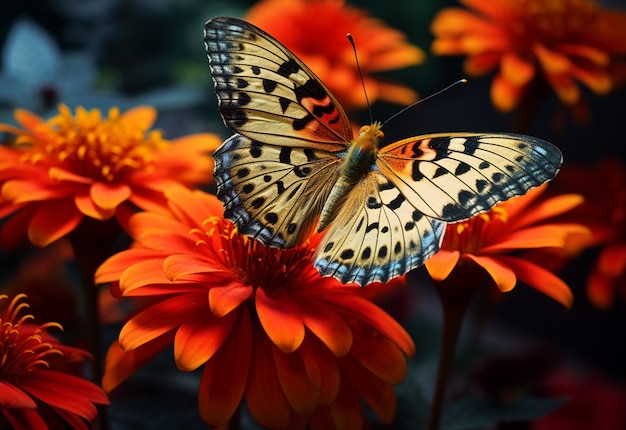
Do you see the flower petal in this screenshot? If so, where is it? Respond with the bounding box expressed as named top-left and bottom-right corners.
top-left (501, 52), bottom-right (535, 86)
top-left (465, 254), bottom-right (517, 292)
top-left (0, 381), bottom-right (37, 408)
top-left (198, 309), bottom-right (251, 428)
top-left (28, 199), bottom-right (83, 246)
top-left (102, 337), bottom-right (172, 392)
top-left (90, 182), bottom-right (132, 211)
top-left (426, 250), bottom-right (460, 281)
top-left (256, 288), bottom-right (305, 353)
top-left (498, 255), bottom-right (573, 307)
top-left (245, 327), bottom-right (291, 429)
top-left (273, 344), bottom-right (319, 415)
top-left (175, 308), bottom-right (236, 371)
top-left (209, 282), bottom-right (253, 317)
top-left (120, 106), bottom-right (157, 131)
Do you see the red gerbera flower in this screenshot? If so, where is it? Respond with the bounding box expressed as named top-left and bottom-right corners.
top-left (0, 294), bottom-right (109, 430)
top-left (96, 186), bottom-right (415, 429)
top-left (0, 105), bottom-right (220, 247)
top-left (246, 0), bottom-right (424, 110)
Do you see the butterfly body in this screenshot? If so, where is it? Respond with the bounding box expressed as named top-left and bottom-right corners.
top-left (319, 122), bottom-right (382, 232)
top-left (204, 17), bottom-right (563, 286)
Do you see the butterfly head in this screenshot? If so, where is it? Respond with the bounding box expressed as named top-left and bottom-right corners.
top-left (357, 121), bottom-right (385, 150)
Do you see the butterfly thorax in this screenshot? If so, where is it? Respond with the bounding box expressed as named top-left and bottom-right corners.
top-left (317, 122), bottom-right (384, 232)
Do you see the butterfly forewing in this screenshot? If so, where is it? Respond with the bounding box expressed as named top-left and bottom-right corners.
top-left (377, 133), bottom-right (563, 222)
top-left (204, 17), bottom-right (353, 150)
top-left (214, 134), bottom-right (342, 247)
top-left (315, 171), bottom-right (446, 285)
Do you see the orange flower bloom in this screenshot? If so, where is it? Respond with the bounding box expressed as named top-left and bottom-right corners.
top-left (246, 0), bottom-right (424, 110)
top-left (96, 186), bottom-right (414, 429)
top-left (547, 159), bottom-right (626, 308)
top-left (425, 185), bottom-right (587, 307)
top-left (431, 0), bottom-right (626, 111)
top-left (0, 294), bottom-right (109, 430)
top-left (0, 105), bottom-right (220, 247)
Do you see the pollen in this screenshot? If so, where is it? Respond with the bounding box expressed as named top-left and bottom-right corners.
top-left (20, 105), bottom-right (167, 183)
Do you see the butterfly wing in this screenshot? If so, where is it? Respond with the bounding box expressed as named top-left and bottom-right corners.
top-left (214, 134), bottom-right (342, 247)
top-left (315, 171), bottom-right (446, 285)
top-left (376, 133), bottom-right (563, 222)
top-left (204, 16), bottom-right (353, 150)
top-left (205, 16), bottom-right (356, 248)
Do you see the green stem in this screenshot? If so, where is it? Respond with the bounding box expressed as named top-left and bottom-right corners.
top-left (427, 264), bottom-right (485, 430)
top-left (68, 217), bottom-right (121, 430)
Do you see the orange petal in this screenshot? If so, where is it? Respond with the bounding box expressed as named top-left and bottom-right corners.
top-left (298, 337), bottom-right (340, 405)
top-left (557, 43), bottom-right (609, 67)
top-left (587, 269), bottom-right (614, 309)
top-left (508, 194), bottom-right (584, 230)
top-left (349, 324), bottom-right (407, 384)
top-left (209, 282), bottom-right (253, 317)
top-left (74, 192), bottom-right (116, 220)
top-left (465, 254), bottom-right (517, 292)
top-left (300, 297), bottom-right (352, 357)
top-left (273, 345), bottom-right (319, 415)
top-left (198, 309), bottom-right (251, 428)
top-left (425, 250), bottom-right (460, 281)
top-left (597, 244), bottom-right (626, 278)
top-left (533, 43), bottom-right (571, 75)
top-left (464, 52), bottom-right (501, 76)
top-left (90, 182), bottom-right (132, 211)
top-left (431, 8), bottom-right (496, 37)
top-left (28, 199), bottom-right (83, 246)
top-left (120, 106), bottom-right (157, 131)
top-left (545, 73), bottom-right (580, 104)
top-left (2, 179), bottom-right (61, 203)
top-left (498, 255), bottom-right (573, 307)
top-left (570, 65), bottom-right (612, 94)
top-left (119, 294), bottom-right (201, 350)
top-left (256, 288), bottom-right (305, 353)
top-left (49, 167), bottom-right (93, 184)
top-left (480, 226), bottom-right (569, 253)
top-left (244, 329), bottom-right (291, 429)
top-left (102, 335), bottom-right (173, 392)
top-left (163, 254), bottom-right (227, 281)
top-left (14, 108), bottom-right (45, 130)
top-left (175, 309), bottom-right (236, 371)
top-left (96, 248), bottom-right (166, 284)
top-left (491, 73), bottom-right (526, 112)
top-left (501, 53), bottom-right (536, 86)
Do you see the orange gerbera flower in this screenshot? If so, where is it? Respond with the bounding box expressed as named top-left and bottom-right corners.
top-left (246, 0), bottom-right (424, 110)
top-left (0, 105), bottom-right (220, 247)
top-left (96, 186), bottom-right (414, 429)
top-left (431, 0), bottom-right (626, 112)
top-left (425, 185), bottom-right (587, 307)
top-left (547, 159), bottom-right (626, 308)
top-left (0, 294), bottom-right (109, 430)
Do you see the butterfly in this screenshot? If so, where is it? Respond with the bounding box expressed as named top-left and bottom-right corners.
top-left (203, 16), bottom-right (563, 286)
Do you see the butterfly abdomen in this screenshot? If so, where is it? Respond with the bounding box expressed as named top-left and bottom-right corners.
top-left (318, 123), bottom-right (383, 232)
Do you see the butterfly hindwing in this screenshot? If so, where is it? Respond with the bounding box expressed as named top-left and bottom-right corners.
top-left (204, 16), bottom-right (352, 150)
top-left (214, 134), bottom-right (342, 247)
top-left (315, 171), bottom-right (446, 285)
top-left (377, 133), bottom-right (562, 222)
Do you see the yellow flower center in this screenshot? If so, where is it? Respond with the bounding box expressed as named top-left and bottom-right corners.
top-left (196, 217), bottom-right (318, 291)
top-left (18, 105), bottom-right (167, 182)
top-left (508, 0), bottom-right (598, 42)
top-left (442, 207), bottom-right (508, 254)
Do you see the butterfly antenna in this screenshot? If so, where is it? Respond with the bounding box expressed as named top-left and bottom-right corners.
top-left (381, 78), bottom-right (468, 128)
top-left (347, 33), bottom-right (374, 125)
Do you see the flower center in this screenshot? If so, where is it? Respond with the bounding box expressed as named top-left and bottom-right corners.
top-left (441, 208), bottom-right (508, 254)
top-left (196, 217), bottom-right (319, 291)
top-left (508, 0), bottom-right (598, 43)
top-left (19, 105), bottom-right (167, 182)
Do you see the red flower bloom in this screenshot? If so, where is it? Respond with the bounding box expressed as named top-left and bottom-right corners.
top-left (246, 0), bottom-right (424, 110)
top-left (96, 186), bottom-right (414, 429)
top-left (0, 105), bottom-right (220, 247)
top-left (0, 294), bottom-right (109, 430)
